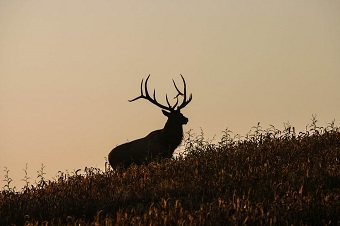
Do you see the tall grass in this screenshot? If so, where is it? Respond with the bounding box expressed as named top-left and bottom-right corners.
top-left (1, 118), bottom-right (339, 225)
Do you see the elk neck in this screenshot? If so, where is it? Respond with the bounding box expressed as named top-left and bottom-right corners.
top-left (161, 119), bottom-right (183, 147)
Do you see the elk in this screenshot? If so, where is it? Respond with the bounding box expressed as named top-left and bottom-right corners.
top-left (108, 74), bottom-right (192, 168)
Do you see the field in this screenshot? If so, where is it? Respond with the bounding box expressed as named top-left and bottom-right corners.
top-left (1, 119), bottom-right (339, 225)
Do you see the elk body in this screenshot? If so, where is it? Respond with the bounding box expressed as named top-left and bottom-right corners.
top-left (108, 75), bottom-right (192, 168)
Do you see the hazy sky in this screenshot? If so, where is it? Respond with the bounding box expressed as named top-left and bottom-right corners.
top-left (1, 1), bottom-right (339, 189)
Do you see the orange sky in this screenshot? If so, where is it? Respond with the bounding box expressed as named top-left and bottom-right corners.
top-left (1, 1), bottom-right (340, 189)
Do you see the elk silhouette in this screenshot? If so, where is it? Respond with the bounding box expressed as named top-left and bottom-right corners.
top-left (108, 74), bottom-right (192, 168)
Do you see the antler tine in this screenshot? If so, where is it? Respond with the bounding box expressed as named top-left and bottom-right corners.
top-left (128, 78), bottom-right (145, 102)
top-left (177, 74), bottom-right (192, 110)
top-left (172, 79), bottom-right (184, 99)
top-left (166, 95), bottom-right (171, 108)
top-left (173, 95), bottom-right (179, 109)
top-left (165, 94), bottom-right (178, 109)
top-left (153, 89), bottom-right (163, 106)
top-left (178, 93), bottom-right (192, 109)
top-left (143, 75), bottom-right (152, 99)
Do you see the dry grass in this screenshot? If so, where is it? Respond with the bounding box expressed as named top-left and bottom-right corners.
top-left (1, 119), bottom-right (339, 225)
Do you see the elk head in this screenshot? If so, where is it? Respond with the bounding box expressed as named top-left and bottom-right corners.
top-left (128, 74), bottom-right (192, 124)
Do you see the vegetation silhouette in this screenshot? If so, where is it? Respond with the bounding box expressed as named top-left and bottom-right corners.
top-left (1, 118), bottom-right (339, 225)
top-left (108, 74), bottom-right (192, 168)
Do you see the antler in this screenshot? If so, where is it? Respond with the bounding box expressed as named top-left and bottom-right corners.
top-left (129, 75), bottom-right (178, 111)
top-left (175, 74), bottom-right (193, 110)
top-left (129, 74), bottom-right (192, 111)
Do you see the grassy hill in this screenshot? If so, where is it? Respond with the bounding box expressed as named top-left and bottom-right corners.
top-left (1, 120), bottom-right (339, 225)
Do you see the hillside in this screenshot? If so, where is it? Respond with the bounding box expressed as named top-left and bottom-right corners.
top-left (1, 121), bottom-right (339, 225)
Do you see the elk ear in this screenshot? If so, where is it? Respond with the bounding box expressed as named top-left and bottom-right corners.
top-left (162, 110), bottom-right (171, 117)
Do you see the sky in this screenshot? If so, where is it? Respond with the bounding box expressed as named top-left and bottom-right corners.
top-left (1, 1), bottom-right (339, 190)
